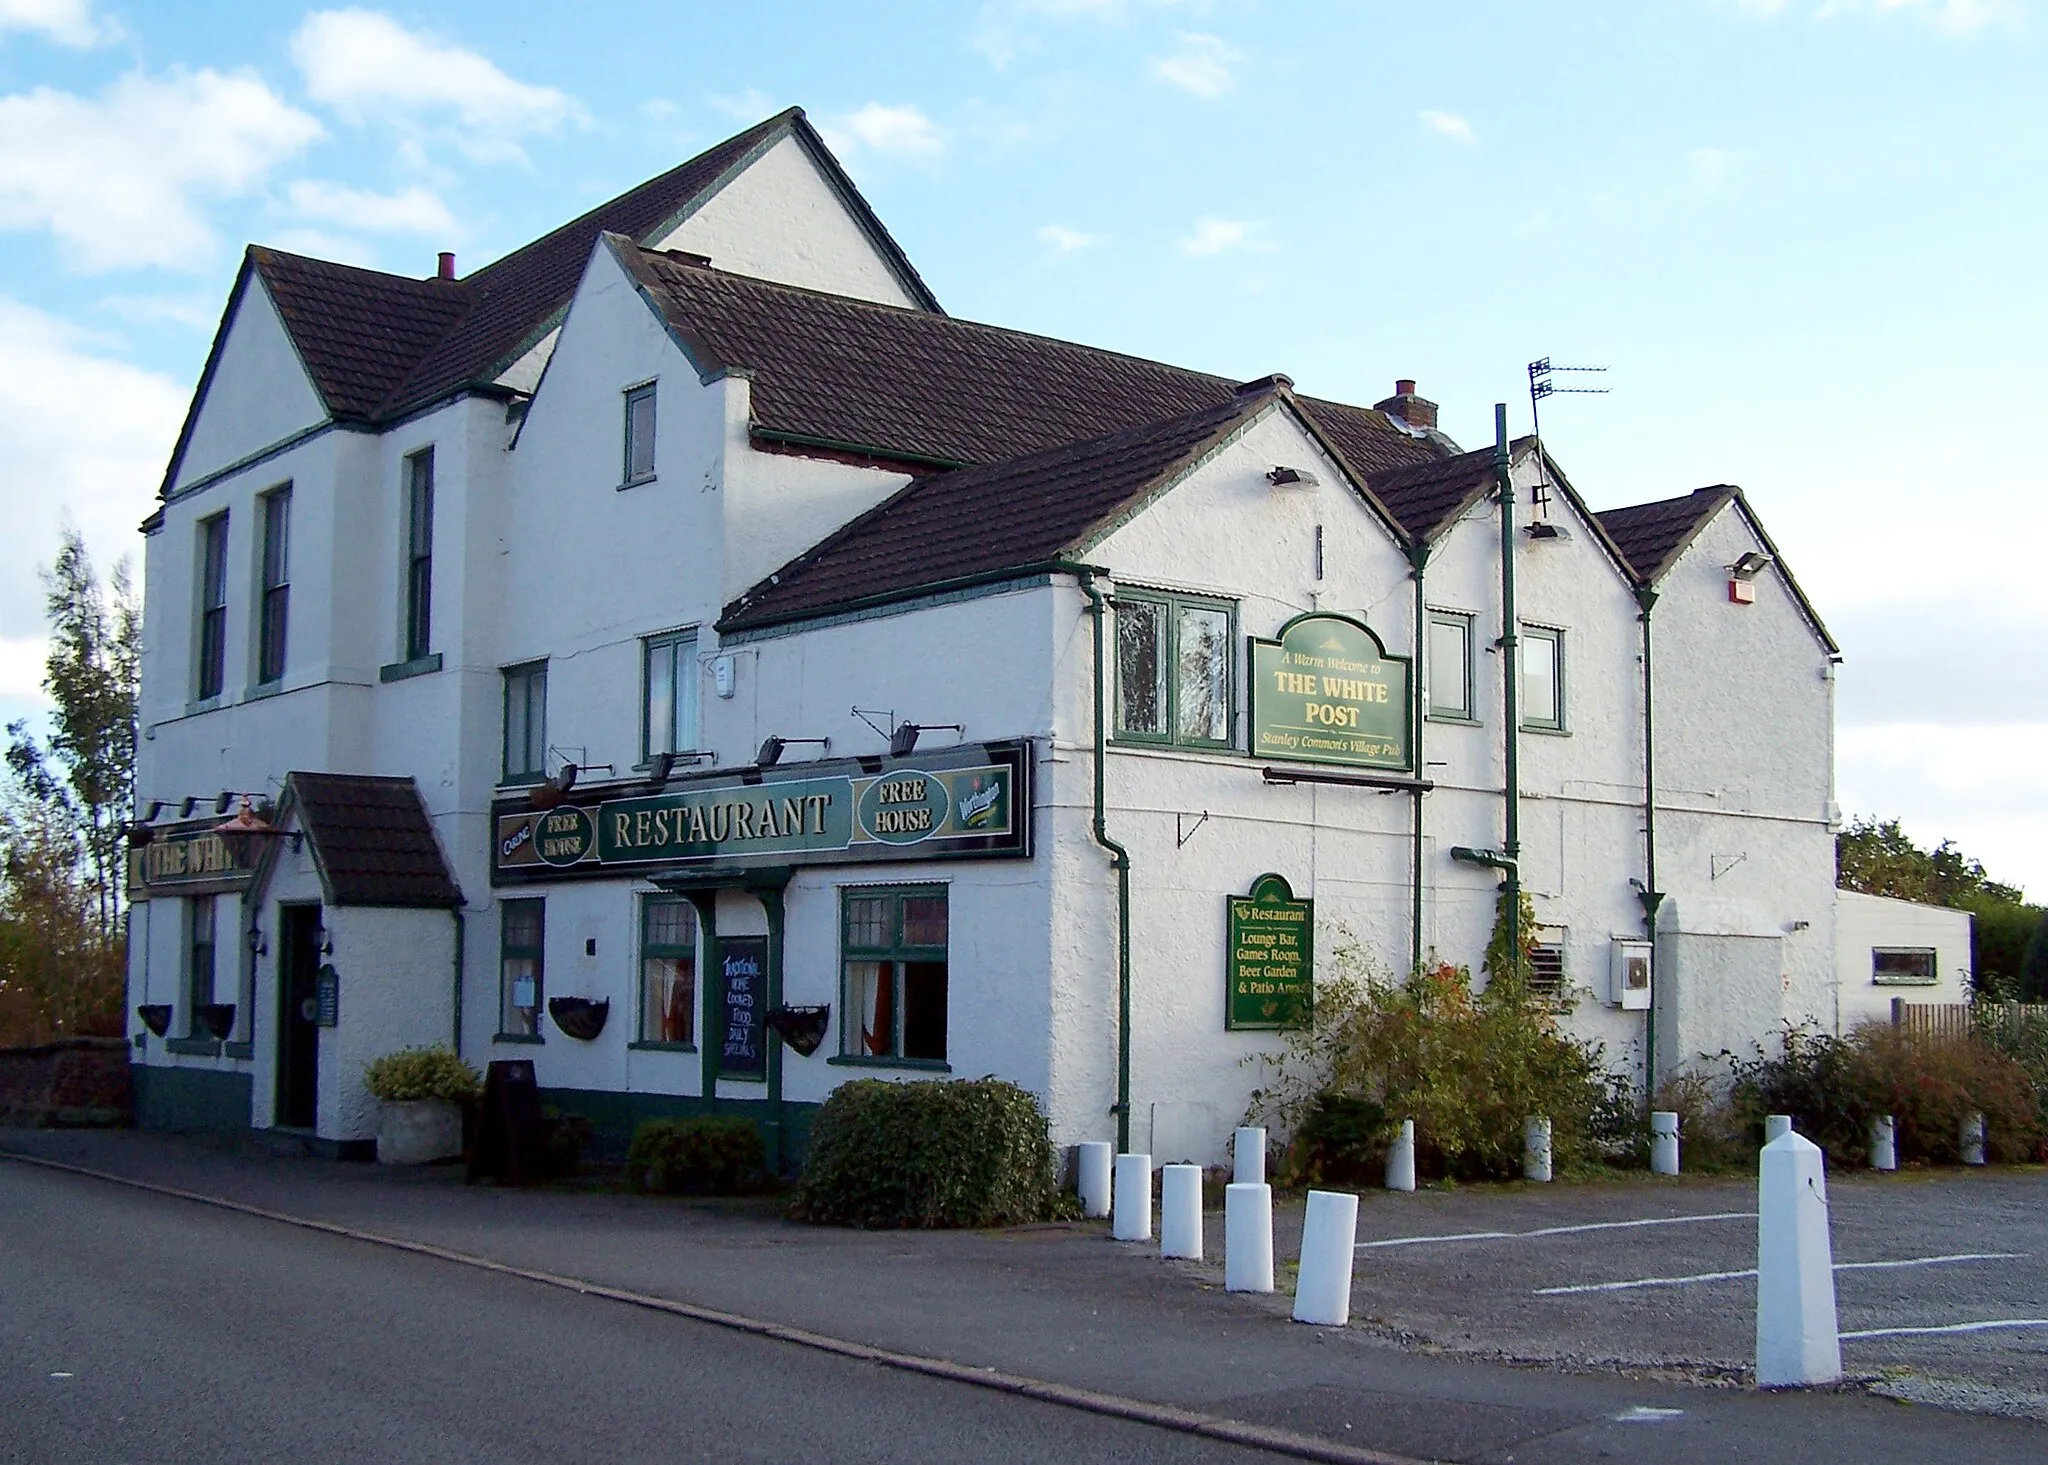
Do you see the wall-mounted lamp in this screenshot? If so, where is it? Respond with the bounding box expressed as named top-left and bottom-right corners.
top-left (312, 923), bottom-right (333, 956)
top-left (180, 797), bottom-right (200, 818)
top-left (215, 796), bottom-right (301, 866)
top-left (142, 800), bottom-right (164, 822)
top-left (1525, 522), bottom-right (1569, 541)
top-left (1266, 466), bottom-right (1319, 488)
top-left (528, 761), bottom-right (579, 810)
top-left (757, 735), bottom-right (829, 767)
top-left (889, 722), bottom-right (964, 757)
top-left (1727, 550), bottom-right (1772, 605)
top-left (247, 925), bottom-right (269, 957)
top-left (214, 791), bottom-right (234, 816)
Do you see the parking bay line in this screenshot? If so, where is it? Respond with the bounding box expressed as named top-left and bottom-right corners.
top-left (1357, 1211), bottom-right (1756, 1251)
top-left (1841, 1318), bottom-right (2048, 1341)
top-left (1534, 1252), bottom-right (2026, 1297)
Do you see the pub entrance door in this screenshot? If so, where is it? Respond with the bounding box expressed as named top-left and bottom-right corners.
top-left (275, 903), bottom-right (321, 1129)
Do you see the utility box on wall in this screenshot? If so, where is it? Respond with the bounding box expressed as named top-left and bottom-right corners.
top-left (1610, 940), bottom-right (1653, 1010)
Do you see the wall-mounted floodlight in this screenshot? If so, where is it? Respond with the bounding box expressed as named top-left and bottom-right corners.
top-left (180, 797), bottom-right (200, 818)
top-left (214, 791), bottom-right (234, 815)
top-left (1267, 466), bottom-right (1319, 488)
top-left (142, 801), bottom-right (163, 822)
top-left (1730, 551), bottom-right (1773, 580)
top-left (757, 736), bottom-right (828, 768)
top-left (1525, 522), bottom-right (1568, 541)
top-left (889, 722), bottom-right (964, 757)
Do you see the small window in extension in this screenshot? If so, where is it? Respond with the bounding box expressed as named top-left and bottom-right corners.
top-left (257, 485), bottom-right (291, 685)
top-left (1872, 948), bottom-right (1939, 986)
top-left (1521, 625), bottom-right (1565, 731)
top-left (1115, 590), bottom-right (1234, 748)
top-left (1427, 610), bottom-right (1475, 721)
top-left (842, 887), bottom-right (948, 1063)
top-left (623, 383), bottom-right (657, 484)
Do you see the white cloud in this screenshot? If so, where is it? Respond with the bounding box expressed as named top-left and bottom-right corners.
top-left (1738, 0), bottom-right (2019, 30)
top-left (1178, 217), bottom-right (1261, 256)
top-left (290, 9), bottom-right (587, 160)
top-left (0, 298), bottom-right (183, 652)
top-left (824, 102), bottom-right (946, 160)
top-left (1150, 32), bottom-right (1241, 99)
top-left (0, 69), bottom-right (322, 272)
top-left (287, 180), bottom-right (456, 236)
top-left (1838, 722), bottom-right (2048, 899)
top-left (264, 227), bottom-right (380, 268)
top-left (1418, 109), bottom-right (1475, 144)
top-left (0, 0), bottom-right (114, 47)
top-left (1038, 223), bottom-right (1106, 253)
top-left (95, 293), bottom-right (219, 329)
top-left (1689, 146), bottom-right (1733, 187)
top-left (707, 87), bottom-right (777, 122)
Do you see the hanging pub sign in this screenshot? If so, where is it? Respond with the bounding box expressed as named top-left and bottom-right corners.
top-left (126, 820), bottom-right (255, 898)
top-left (718, 937), bottom-right (768, 1082)
top-left (1226, 873), bottom-right (1314, 1030)
top-left (491, 740), bottom-right (1030, 886)
top-left (1248, 613), bottom-right (1412, 771)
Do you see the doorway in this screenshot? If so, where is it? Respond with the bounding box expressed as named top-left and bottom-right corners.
top-left (275, 904), bottom-right (321, 1129)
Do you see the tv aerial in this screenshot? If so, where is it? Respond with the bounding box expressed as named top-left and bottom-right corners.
top-left (1527, 358), bottom-right (1609, 438)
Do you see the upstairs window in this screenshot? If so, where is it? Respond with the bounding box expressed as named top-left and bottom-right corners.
top-left (404, 448), bottom-right (435, 661)
top-left (1521, 625), bottom-right (1565, 732)
top-left (1115, 590), bottom-right (1234, 749)
top-left (642, 630), bottom-right (698, 762)
top-left (502, 661), bottom-right (548, 782)
top-left (1427, 610), bottom-right (1475, 721)
top-left (623, 382), bottom-right (657, 484)
top-left (196, 512), bottom-right (230, 700)
top-left (257, 487), bottom-right (290, 685)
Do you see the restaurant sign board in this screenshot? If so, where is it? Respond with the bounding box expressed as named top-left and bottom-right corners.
top-left (1248, 614), bottom-right (1411, 771)
top-left (1226, 872), bottom-right (1314, 1031)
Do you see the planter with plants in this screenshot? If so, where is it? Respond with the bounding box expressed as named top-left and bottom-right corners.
top-left (363, 1046), bottom-right (481, 1165)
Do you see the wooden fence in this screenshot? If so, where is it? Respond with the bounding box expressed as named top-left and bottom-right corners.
top-left (1891, 999), bottom-right (2048, 1041)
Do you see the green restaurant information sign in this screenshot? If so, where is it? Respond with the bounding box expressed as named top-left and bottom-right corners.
top-left (1226, 872), bottom-right (1314, 1031)
top-left (1248, 613), bottom-right (1411, 771)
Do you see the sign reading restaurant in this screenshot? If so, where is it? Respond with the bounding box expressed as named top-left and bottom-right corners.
top-left (1226, 872), bottom-right (1313, 1030)
top-left (1248, 613), bottom-right (1412, 772)
top-left (491, 740), bottom-right (1031, 883)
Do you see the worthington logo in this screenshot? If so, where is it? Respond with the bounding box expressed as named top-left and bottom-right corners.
top-left (958, 781), bottom-right (1001, 828)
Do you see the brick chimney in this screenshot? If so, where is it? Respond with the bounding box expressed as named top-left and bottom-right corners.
top-left (437, 251), bottom-right (456, 280)
top-left (1373, 378), bottom-right (1438, 432)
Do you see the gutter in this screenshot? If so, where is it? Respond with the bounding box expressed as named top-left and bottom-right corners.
top-left (1077, 569), bottom-right (1134, 1154)
top-left (451, 908), bottom-right (466, 1057)
top-left (748, 426), bottom-right (969, 472)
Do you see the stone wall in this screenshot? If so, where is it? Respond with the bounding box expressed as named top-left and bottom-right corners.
top-left (0, 1037), bottom-right (132, 1127)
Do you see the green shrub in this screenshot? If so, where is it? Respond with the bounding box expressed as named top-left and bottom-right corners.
top-left (362, 1046), bottom-right (480, 1103)
top-left (1651, 1065), bottom-right (1752, 1173)
top-left (1973, 1000), bottom-right (2048, 1137)
top-left (1290, 1092), bottom-right (1389, 1187)
top-left (625, 1116), bottom-right (765, 1194)
top-left (793, 1077), bottom-right (1064, 1228)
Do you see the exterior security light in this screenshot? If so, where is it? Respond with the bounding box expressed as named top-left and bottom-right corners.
top-left (142, 801), bottom-right (163, 822)
top-left (1525, 522), bottom-right (1568, 541)
top-left (757, 736), bottom-right (828, 767)
top-left (890, 722), bottom-right (964, 757)
top-left (1266, 466), bottom-right (1318, 488)
top-left (214, 791), bottom-right (234, 815)
top-left (1730, 551), bottom-right (1772, 580)
top-left (180, 797), bottom-right (200, 818)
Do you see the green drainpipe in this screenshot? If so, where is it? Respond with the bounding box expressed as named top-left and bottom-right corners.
top-left (1494, 406), bottom-right (1522, 961)
top-left (1079, 570), bottom-right (1134, 1154)
top-left (1636, 585), bottom-right (1664, 1102)
top-left (450, 908), bottom-right (465, 1057)
top-left (1407, 542), bottom-right (1430, 976)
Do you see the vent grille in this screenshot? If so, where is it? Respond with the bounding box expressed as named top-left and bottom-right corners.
top-left (1529, 943), bottom-right (1566, 996)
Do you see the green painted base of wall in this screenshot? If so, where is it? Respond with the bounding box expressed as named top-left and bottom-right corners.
top-left (134, 1065), bottom-right (252, 1133)
top-left (538, 1086), bottom-right (820, 1173)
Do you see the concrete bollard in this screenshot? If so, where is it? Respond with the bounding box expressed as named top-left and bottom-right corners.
top-left (1756, 1131), bottom-right (1842, 1387)
top-left (1650, 1111), bottom-right (1680, 1176)
top-left (1234, 1126), bottom-right (1267, 1186)
top-left (1077, 1142), bottom-right (1113, 1218)
top-left (1160, 1164), bottom-right (1203, 1260)
top-left (1292, 1189), bottom-right (1359, 1326)
top-left (1868, 1116), bottom-right (1897, 1172)
top-left (1523, 1116), bottom-right (1553, 1183)
top-left (1112, 1153), bottom-right (1152, 1241)
top-left (1765, 1114), bottom-right (1794, 1144)
top-left (1225, 1182), bottom-right (1274, 1293)
top-left (1385, 1118), bottom-right (1417, 1192)
top-left (1961, 1112), bottom-right (1987, 1166)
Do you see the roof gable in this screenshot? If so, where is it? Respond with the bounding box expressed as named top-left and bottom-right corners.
top-left (1595, 486), bottom-right (1736, 585)
top-left (281, 773), bottom-right (462, 908)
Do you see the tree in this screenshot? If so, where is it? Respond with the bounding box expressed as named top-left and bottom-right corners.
top-left (2023, 917), bottom-right (2048, 1004)
top-left (1836, 816), bottom-right (2042, 996)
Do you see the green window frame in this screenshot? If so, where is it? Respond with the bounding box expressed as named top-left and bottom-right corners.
top-left (1426, 609), bottom-right (1476, 722)
top-left (186, 895), bottom-right (216, 1036)
top-left (623, 382), bottom-right (657, 485)
top-left (501, 661), bottom-right (548, 782)
top-left (639, 895), bottom-right (697, 1045)
top-left (256, 485), bottom-right (290, 685)
top-left (196, 511), bottom-right (230, 700)
top-left (499, 899), bottom-right (545, 1039)
top-left (1114, 589), bottom-right (1236, 749)
top-left (404, 448), bottom-right (435, 662)
top-left (840, 886), bottom-right (948, 1063)
top-left (1520, 625), bottom-right (1566, 732)
top-left (641, 629), bottom-right (698, 763)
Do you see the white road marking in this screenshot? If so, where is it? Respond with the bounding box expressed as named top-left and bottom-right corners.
top-left (1534, 1251), bottom-right (2025, 1297)
top-left (1357, 1211), bottom-right (1755, 1250)
top-left (1613, 1406), bottom-right (1686, 1423)
top-left (48, 1373), bottom-right (72, 1380)
top-left (1841, 1318), bottom-right (2048, 1341)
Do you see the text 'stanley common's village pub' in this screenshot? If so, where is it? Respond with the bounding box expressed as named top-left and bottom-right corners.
top-left (124, 108), bottom-right (1966, 1163)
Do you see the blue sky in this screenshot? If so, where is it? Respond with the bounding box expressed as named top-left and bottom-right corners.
top-left (2, 0), bottom-right (2042, 895)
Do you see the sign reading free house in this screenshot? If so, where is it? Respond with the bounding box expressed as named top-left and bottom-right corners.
top-left (491, 740), bottom-right (1031, 884)
top-left (1248, 613), bottom-right (1412, 771)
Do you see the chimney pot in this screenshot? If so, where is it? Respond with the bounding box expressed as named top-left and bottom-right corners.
top-left (1395, 378), bottom-right (1416, 397)
top-left (437, 251), bottom-right (456, 280)
top-left (1374, 378), bottom-right (1439, 433)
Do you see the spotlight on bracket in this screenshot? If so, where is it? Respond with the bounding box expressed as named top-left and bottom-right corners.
top-left (1266, 465), bottom-right (1319, 489)
top-left (889, 722), bottom-right (964, 757)
top-left (757, 736), bottom-right (828, 768)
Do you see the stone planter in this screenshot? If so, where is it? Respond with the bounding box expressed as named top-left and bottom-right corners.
top-left (377, 1098), bottom-right (464, 1165)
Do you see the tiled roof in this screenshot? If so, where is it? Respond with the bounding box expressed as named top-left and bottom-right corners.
top-left (620, 245), bottom-right (1440, 478)
top-left (254, 251), bottom-right (471, 421)
top-left (721, 392), bottom-right (1295, 631)
top-left (1368, 446), bottom-right (1500, 542)
top-left (1595, 486), bottom-right (1736, 584)
top-left (287, 773), bottom-right (461, 908)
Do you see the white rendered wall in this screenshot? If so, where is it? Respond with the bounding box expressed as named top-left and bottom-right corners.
top-left (172, 276), bottom-right (326, 493)
top-left (1835, 890), bottom-right (1972, 1030)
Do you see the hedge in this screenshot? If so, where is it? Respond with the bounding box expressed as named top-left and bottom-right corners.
top-left (625, 1116), bottom-right (765, 1194)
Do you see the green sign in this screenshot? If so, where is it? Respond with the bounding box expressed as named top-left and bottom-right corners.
top-left (1226, 873), bottom-right (1313, 1030)
top-left (1248, 613), bottom-right (1411, 771)
top-left (492, 742), bottom-right (1028, 883)
top-left (126, 821), bottom-right (253, 898)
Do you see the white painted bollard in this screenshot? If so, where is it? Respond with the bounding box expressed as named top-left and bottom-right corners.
top-left (1160, 1164), bottom-right (1203, 1259)
top-left (1077, 1142), bottom-right (1113, 1218)
top-left (1111, 1153), bottom-right (1152, 1241)
top-left (1868, 1116), bottom-right (1897, 1172)
top-left (1292, 1190), bottom-right (1359, 1326)
top-left (1234, 1126), bottom-right (1266, 1186)
top-left (1765, 1114), bottom-right (1794, 1143)
top-left (1385, 1118), bottom-right (1416, 1192)
top-left (1224, 1182), bottom-right (1274, 1293)
top-left (1523, 1116), bottom-right (1553, 1183)
top-left (1756, 1131), bottom-right (1842, 1387)
top-left (1961, 1112), bottom-right (1987, 1166)
top-left (1650, 1111), bottom-right (1680, 1176)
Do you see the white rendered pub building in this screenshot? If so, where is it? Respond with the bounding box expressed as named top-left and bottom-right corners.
top-left (127, 108), bottom-right (1884, 1164)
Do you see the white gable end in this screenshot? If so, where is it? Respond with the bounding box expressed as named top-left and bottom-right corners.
top-left (650, 134), bottom-right (922, 309)
top-left (174, 276), bottom-right (327, 492)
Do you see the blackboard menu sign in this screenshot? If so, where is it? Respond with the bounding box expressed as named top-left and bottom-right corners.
top-left (719, 937), bottom-right (767, 1081)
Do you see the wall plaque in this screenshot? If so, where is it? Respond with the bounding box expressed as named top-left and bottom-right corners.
top-left (1226, 873), bottom-right (1314, 1031)
top-left (1248, 613), bottom-right (1412, 771)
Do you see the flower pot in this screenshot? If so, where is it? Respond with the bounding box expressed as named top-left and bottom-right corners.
top-left (377, 1098), bottom-right (464, 1165)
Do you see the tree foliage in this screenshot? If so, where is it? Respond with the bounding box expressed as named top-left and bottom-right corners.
top-left (1836, 816), bottom-right (2043, 997)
